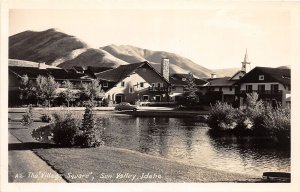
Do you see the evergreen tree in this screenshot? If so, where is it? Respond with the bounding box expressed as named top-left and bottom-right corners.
top-left (184, 72), bottom-right (198, 105)
top-left (81, 104), bottom-right (94, 133)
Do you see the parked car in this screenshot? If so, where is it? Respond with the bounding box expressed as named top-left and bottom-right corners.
top-left (115, 102), bottom-right (138, 111)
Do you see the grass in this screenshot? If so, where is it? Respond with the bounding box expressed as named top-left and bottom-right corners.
top-left (8, 111), bottom-right (260, 183)
top-left (33, 146), bottom-right (258, 183)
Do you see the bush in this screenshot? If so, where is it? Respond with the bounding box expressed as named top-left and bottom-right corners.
top-left (264, 106), bottom-right (290, 143)
top-left (52, 112), bottom-right (80, 146)
top-left (207, 101), bottom-right (236, 131)
top-left (22, 105), bottom-right (33, 126)
top-left (40, 113), bottom-right (51, 122)
top-left (74, 105), bottom-right (103, 147)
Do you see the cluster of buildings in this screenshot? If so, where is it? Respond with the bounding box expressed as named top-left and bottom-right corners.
top-left (8, 50), bottom-right (291, 107)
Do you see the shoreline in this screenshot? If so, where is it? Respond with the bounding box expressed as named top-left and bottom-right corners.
top-left (8, 121), bottom-right (260, 183)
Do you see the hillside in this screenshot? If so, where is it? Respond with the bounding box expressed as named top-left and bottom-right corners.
top-left (213, 67), bottom-right (240, 77)
top-left (10, 29), bottom-right (215, 77)
top-left (9, 28), bottom-right (127, 68)
top-left (102, 44), bottom-right (213, 77)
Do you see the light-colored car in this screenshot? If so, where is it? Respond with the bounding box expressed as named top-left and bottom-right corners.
top-left (115, 102), bottom-right (138, 111)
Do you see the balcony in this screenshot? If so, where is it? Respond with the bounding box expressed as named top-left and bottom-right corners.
top-left (240, 90), bottom-right (282, 95)
top-left (148, 87), bottom-right (170, 93)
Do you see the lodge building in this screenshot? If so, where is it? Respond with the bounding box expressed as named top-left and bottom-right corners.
top-left (8, 50), bottom-right (291, 107)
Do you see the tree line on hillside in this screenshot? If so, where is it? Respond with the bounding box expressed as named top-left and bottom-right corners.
top-left (19, 74), bottom-right (105, 107)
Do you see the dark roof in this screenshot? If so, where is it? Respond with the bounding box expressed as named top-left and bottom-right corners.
top-left (73, 66), bottom-right (85, 72)
top-left (207, 77), bottom-right (236, 86)
top-left (9, 66), bottom-right (88, 80)
top-left (96, 61), bottom-right (170, 85)
top-left (238, 67), bottom-right (290, 85)
top-left (84, 66), bottom-right (113, 79)
top-left (86, 66), bottom-right (113, 73)
top-left (170, 74), bottom-right (208, 86)
top-left (96, 62), bottom-right (144, 82)
top-left (9, 66), bottom-right (49, 78)
top-left (46, 68), bottom-right (86, 79)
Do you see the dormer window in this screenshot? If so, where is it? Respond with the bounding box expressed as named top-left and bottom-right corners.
top-left (121, 81), bottom-right (125, 87)
top-left (259, 75), bottom-right (264, 80)
top-left (103, 82), bottom-right (108, 87)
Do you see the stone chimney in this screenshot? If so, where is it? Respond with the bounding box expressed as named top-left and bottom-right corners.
top-left (161, 58), bottom-right (170, 81)
top-left (211, 72), bottom-right (217, 79)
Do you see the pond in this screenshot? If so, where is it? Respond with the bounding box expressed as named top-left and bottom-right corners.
top-left (33, 112), bottom-right (291, 176)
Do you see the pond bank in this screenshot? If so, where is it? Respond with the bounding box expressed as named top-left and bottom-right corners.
top-left (8, 121), bottom-right (260, 183)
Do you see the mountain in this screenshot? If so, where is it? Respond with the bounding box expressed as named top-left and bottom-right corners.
top-left (277, 65), bottom-right (291, 69)
top-left (102, 44), bottom-right (213, 77)
top-left (10, 29), bottom-right (214, 77)
top-left (213, 67), bottom-right (240, 77)
top-left (9, 28), bottom-right (127, 68)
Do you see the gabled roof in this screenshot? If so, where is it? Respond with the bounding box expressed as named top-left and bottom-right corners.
top-left (95, 61), bottom-right (170, 84)
top-left (238, 67), bottom-right (290, 85)
top-left (207, 77), bottom-right (237, 86)
top-left (229, 70), bottom-right (246, 80)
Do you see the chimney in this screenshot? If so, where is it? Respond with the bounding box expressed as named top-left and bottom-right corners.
top-left (161, 58), bottom-right (170, 81)
top-left (211, 72), bottom-right (217, 79)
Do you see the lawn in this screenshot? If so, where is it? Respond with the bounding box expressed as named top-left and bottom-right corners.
top-left (33, 146), bottom-right (258, 183)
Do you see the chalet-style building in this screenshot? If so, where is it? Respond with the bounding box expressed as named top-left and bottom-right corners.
top-left (203, 50), bottom-right (250, 105)
top-left (237, 67), bottom-right (291, 107)
top-left (8, 59), bottom-right (92, 106)
top-left (95, 60), bottom-right (171, 104)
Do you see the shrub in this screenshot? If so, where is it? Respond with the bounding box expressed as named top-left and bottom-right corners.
top-left (52, 112), bottom-right (80, 146)
top-left (40, 113), bottom-right (51, 122)
top-left (263, 106), bottom-right (290, 143)
top-left (207, 101), bottom-right (236, 131)
top-left (22, 105), bottom-right (33, 126)
top-left (75, 105), bottom-right (103, 147)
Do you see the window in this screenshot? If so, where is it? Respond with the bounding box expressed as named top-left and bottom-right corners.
top-left (103, 81), bottom-right (108, 87)
top-left (259, 75), bottom-right (264, 80)
top-left (219, 87), bottom-right (222, 92)
top-left (121, 81), bottom-right (125, 87)
top-left (129, 87), bottom-right (133, 93)
top-left (157, 83), bottom-right (161, 88)
top-left (143, 95), bottom-right (149, 101)
top-left (155, 95), bottom-right (161, 102)
top-left (151, 83), bottom-right (155, 87)
top-left (229, 87), bottom-right (233, 91)
top-left (182, 78), bottom-right (186, 81)
top-left (140, 82), bottom-right (144, 87)
top-left (271, 84), bottom-right (279, 93)
top-left (246, 85), bottom-right (253, 92)
top-left (258, 84), bottom-right (265, 92)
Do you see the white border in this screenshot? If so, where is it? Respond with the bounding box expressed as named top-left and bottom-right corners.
top-left (1, 0), bottom-right (300, 192)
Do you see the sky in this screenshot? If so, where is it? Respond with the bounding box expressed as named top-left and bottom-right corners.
top-left (9, 3), bottom-right (299, 70)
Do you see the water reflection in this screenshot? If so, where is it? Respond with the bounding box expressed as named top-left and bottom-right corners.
top-left (33, 113), bottom-right (290, 176)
